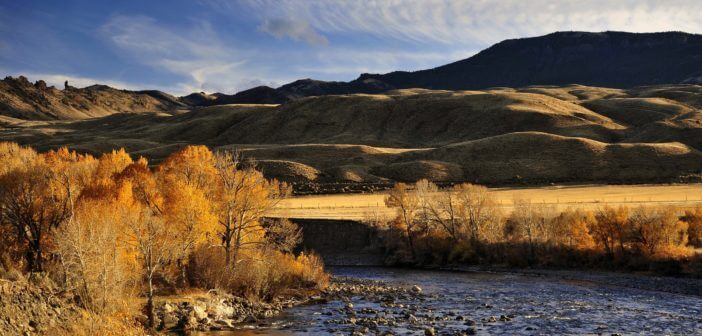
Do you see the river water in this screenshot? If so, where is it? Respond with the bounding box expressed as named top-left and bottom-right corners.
top-left (201, 267), bottom-right (702, 335)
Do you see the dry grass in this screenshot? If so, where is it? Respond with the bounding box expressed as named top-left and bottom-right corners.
top-left (0, 77), bottom-right (185, 120)
top-left (271, 184), bottom-right (702, 220)
top-left (2, 84), bottom-right (702, 184)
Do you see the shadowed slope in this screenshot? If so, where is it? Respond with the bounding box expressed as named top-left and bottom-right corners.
top-left (1, 85), bottom-right (701, 185)
top-left (404, 132), bottom-right (701, 184)
top-left (213, 90), bottom-right (625, 146)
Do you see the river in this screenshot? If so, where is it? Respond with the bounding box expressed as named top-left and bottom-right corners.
top-left (198, 267), bottom-right (702, 335)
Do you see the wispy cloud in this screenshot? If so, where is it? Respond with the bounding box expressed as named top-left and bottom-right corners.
top-left (259, 18), bottom-right (328, 46)
top-left (8, 1), bottom-right (701, 96)
top-left (235, 0), bottom-right (702, 45)
top-left (100, 15), bottom-right (287, 95)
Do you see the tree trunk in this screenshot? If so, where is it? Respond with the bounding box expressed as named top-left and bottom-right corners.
top-left (180, 260), bottom-right (187, 287)
top-left (224, 211), bottom-right (233, 266)
top-left (224, 237), bottom-right (231, 266)
top-left (28, 240), bottom-right (43, 273)
top-left (526, 225), bottom-right (535, 263)
top-left (146, 272), bottom-right (155, 329)
top-left (232, 227), bottom-right (242, 267)
top-left (405, 226), bottom-right (416, 261)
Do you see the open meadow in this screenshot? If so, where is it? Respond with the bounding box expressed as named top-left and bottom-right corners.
top-left (272, 184), bottom-right (702, 220)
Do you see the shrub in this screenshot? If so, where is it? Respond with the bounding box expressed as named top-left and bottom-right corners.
top-left (188, 247), bottom-right (327, 301)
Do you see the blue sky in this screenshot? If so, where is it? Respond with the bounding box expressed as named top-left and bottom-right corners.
top-left (2, 0), bottom-right (701, 95)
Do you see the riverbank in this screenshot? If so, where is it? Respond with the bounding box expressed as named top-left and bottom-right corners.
top-left (234, 266), bottom-right (702, 335)
top-left (167, 265), bottom-right (702, 334)
top-left (153, 290), bottom-right (326, 332)
top-left (3, 266), bottom-right (701, 335)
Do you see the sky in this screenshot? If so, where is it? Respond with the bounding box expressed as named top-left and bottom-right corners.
top-left (1, 0), bottom-right (702, 96)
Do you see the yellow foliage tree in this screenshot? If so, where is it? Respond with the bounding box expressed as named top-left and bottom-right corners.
top-left (592, 206), bottom-right (630, 258)
top-left (548, 208), bottom-right (595, 249)
top-left (385, 183), bottom-right (420, 259)
top-left (54, 198), bottom-right (134, 313)
top-left (158, 146), bottom-right (218, 283)
top-left (114, 159), bottom-right (180, 328)
top-left (0, 147), bottom-right (94, 272)
top-left (213, 152), bottom-right (289, 266)
top-left (682, 207), bottom-right (702, 248)
top-left (629, 207), bottom-right (688, 255)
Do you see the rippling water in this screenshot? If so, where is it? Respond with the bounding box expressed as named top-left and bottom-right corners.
top-left (200, 267), bottom-right (702, 335)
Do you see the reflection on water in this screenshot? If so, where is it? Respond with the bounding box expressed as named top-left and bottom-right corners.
top-left (200, 267), bottom-right (702, 335)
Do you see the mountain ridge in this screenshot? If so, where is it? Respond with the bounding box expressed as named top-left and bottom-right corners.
top-left (218, 31), bottom-right (702, 105)
top-left (3, 31), bottom-right (702, 118)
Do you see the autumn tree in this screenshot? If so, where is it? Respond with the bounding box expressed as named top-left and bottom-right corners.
top-left (264, 218), bottom-right (302, 253)
top-left (507, 198), bottom-right (552, 260)
top-left (213, 151), bottom-right (289, 266)
top-left (0, 142), bottom-right (37, 175)
top-left (0, 148), bottom-right (94, 272)
top-left (54, 198), bottom-right (132, 313)
top-left (115, 158), bottom-right (181, 328)
top-left (454, 183), bottom-right (501, 244)
top-left (385, 183), bottom-right (420, 259)
top-left (591, 206), bottom-right (630, 258)
top-left (628, 207), bottom-right (688, 255)
top-left (158, 146), bottom-right (218, 283)
top-left (414, 179), bottom-right (438, 236)
top-left (158, 145), bottom-right (217, 191)
top-left (547, 208), bottom-right (595, 249)
top-left (81, 148), bottom-right (134, 199)
top-left (0, 142), bottom-right (38, 269)
top-left (424, 185), bottom-right (461, 242)
top-left (682, 207), bottom-right (702, 248)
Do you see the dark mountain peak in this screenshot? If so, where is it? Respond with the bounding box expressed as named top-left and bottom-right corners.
top-left (138, 90), bottom-right (185, 107)
top-left (85, 84), bottom-right (116, 91)
top-left (180, 91), bottom-right (218, 106)
top-left (210, 85), bottom-right (288, 105)
top-left (398, 30), bottom-right (702, 90)
top-left (210, 32), bottom-right (702, 103)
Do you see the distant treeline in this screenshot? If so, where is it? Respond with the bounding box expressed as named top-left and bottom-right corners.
top-left (374, 181), bottom-right (702, 276)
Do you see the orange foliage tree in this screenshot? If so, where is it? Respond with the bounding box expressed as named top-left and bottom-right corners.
top-left (158, 146), bottom-right (218, 282)
top-left (591, 206), bottom-right (630, 258)
top-left (385, 183), bottom-right (420, 259)
top-left (628, 207), bottom-right (688, 255)
top-left (548, 208), bottom-right (595, 249)
top-left (213, 151), bottom-right (289, 266)
top-left (682, 207), bottom-right (702, 248)
top-left (0, 147), bottom-right (94, 272)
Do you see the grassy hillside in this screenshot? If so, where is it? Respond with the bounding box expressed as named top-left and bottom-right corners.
top-left (0, 76), bottom-right (187, 120)
top-left (1, 84), bottom-right (701, 185)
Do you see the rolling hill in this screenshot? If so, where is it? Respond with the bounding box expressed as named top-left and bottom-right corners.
top-left (2, 31), bottom-right (702, 186)
top-left (0, 76), bottom-right (188, 120)
top-left (2, 84), bottom-right (701, 186)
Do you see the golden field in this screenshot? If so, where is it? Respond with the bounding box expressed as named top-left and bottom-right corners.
top-left (272, 184), bottom-right (702, 220)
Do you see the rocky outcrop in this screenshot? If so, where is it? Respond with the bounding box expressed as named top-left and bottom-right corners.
top-left (0, 277), bottom-right (81, 335)
top-left (0, 76), bottom-right (187, 120)
top-left (154, 292), bottom-right (305, 332)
